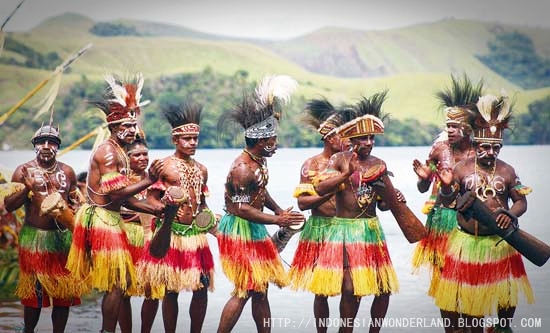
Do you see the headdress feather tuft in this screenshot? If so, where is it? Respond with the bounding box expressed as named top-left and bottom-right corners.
top-left (473, 90), bottom-right (513, 143)
top-left (91, 72), bottom-right (150, 125)
top-left (335, 90), bottom-right (388, 139)
top-left (435, 74), bottom-right (483, 134)
top-left (219, 74), bottom-right (298, 139)
top-left (255, 75), bottom-right (298, 114)
top-left (436, 74), bottom-right (484, 110)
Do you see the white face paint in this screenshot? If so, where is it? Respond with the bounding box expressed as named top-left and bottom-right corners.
top-left (34, 140), bottom-right (58, 162)
top-left (264, 144), bottom-right (276, 153)
top-left (116, 128), bottom-right (132, 140)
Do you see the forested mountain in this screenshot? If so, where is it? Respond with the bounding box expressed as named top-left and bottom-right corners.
top-left (1, 13), bottom-right (549, 149)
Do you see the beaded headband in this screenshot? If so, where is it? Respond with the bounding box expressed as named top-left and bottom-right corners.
top-left (172, 123), bottom-right (201, 137)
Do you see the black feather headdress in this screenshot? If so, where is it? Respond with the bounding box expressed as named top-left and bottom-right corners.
top-left (304, 97), bottom-right (357, 140)
top-left (219, 75), bottom-right (298, 139)
top-left (161, 101), bottom-right (202, 137)
top-left (436, 74), bottom-right (483, 131)
top-left (336, 90), bottom-right (388, 139)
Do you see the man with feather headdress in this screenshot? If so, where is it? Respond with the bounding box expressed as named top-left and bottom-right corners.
top-left (434, 91), bottom-right (534, 333)
top-left (287, 98), bottom-right (353, 332)
top-left (313, 91), bottom-right (400, 333)
top-left (66, 73), bottom-right (164, 333)
top-left (410, 75), bottom-right (482, 320)
top-left (216, 75), bottom-right (305, 333)
top-left (136, 101), bottom-right (215, 333)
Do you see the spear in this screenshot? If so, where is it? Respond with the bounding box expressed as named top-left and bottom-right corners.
top-left (57, 124), bottom-right (109, 157)
top-left (0, 42), bottom-right (93, 126)
top-left (0, 0), bottom-right (26, 56)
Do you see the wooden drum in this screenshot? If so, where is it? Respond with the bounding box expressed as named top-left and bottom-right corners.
top-left (40, 192), bottom-right (75, 231)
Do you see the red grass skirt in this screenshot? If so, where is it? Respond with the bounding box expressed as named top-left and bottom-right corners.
top-left (217, 214), bottom-right (289, 298)
top-left (433, 228), bottom-right (535, 316)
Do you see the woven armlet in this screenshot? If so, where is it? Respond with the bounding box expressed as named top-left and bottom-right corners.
top-left (293, 183), bottom-right (318, 198)
top-left (99, 172), bottom-right (131, 194)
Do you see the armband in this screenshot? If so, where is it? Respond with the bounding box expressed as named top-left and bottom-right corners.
top-left (99, 172), bottom-right (131, 194)
top-left (513, 184), bottom-right (532, 196)
top-left (230, 194), bottom-right (251, 204)
top-left (293, 183), bottom-right (318, 198)
top-left (202, 184), bottom-right (210, 197)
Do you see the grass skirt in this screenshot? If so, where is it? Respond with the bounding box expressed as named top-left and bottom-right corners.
top-left (17, 225), bottom-right (83, 301)
top-left (308, 216), bottom-right (399, 297)
top-left (411, 207), bottom-right (457, 295)
top-left (137, 219), bottom-right (214, 299)
top-left (433, 228), bottom-right (535, 316)
top-left (288, 215), bottom-right (330, 291)
top-left (217, 214), bottom-right (289, 298)
top-left (66, 204), bottom-right (137, 295)
top-left (122, 221), bottom-right (144, 264)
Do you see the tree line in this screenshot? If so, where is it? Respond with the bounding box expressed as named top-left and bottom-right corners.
top-left (3, 67), bottom-right (548, 149)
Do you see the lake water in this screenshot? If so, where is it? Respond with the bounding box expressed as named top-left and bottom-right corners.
top-left (1, 146), bottom-right (549, 332)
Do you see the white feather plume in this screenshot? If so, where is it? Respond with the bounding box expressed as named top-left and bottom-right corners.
top-left (135, 72), bottom-right (147, 107)
top-left (476, 94), bottom-right (497, 122)
top-left (255, 74), bottom-right (298, 108)
top-left (104, 74), bottom-right (128, 107)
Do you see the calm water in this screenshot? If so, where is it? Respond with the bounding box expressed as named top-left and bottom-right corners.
top-left (1, 146), bottom-right (549, 332)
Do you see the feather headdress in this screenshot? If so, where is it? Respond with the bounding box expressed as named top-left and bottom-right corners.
top-left (473, 90), bottom-right (512, 143)
top-left (220, 74), bottom-right (298, 139)
top-left (436, 74), bottom-right (483, 131)
top-left (304, 98), bottom-right (356, 140)
top-left (161, 101), bottom-right (202, 137)
top-left (92, 73), bottom-right (150, 125)
top-left (336, 90), bottom-right (388, 139)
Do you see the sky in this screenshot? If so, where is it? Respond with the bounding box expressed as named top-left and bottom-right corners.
top-left (1, 0), bottom-right (549, 40)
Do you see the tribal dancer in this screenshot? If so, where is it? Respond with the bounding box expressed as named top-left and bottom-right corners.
top-left (5, 124), bottom-right (84, 333)
top-left (313, 91), bottom-right (399, 333)
top-left (434, 91), bottom-right (534, 333)
top-left (411, 75), bottom-right (482, 306)
top-left (117, 134), bottom-right (154, 333)
top-left (137, 101), bottom-right (215, 333)
top-left (66, 73), bottom-right (164, 333)
top-left (216, 75), bottom-right (305, 333)
top-left (288, 98), bottom-right (352, 332)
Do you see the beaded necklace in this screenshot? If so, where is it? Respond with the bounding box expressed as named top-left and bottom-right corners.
top-left (172, 155), bottom-right (203, 217)
top-left (34, 160), bottom-right (59, 174)
top-left (109, 138), bottom-right (130, 174)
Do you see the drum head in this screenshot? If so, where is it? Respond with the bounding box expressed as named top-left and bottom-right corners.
top-left (40, 192), bottom-right (63, 214)
top-left (289, 221), bottom-right (305, 231)
top-left (164, 186), bottom-right (188, 205)
top-left (194, 209), bottom-right (215, 231)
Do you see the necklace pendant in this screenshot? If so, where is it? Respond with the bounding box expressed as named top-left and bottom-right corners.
top-left (357, 194), bottom-right (368, 207)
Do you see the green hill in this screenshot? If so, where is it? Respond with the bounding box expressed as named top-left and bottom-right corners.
top-left (263, 19), bottom-right (550, 79)
top-left (1, 13), bottom-right (549, 149)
